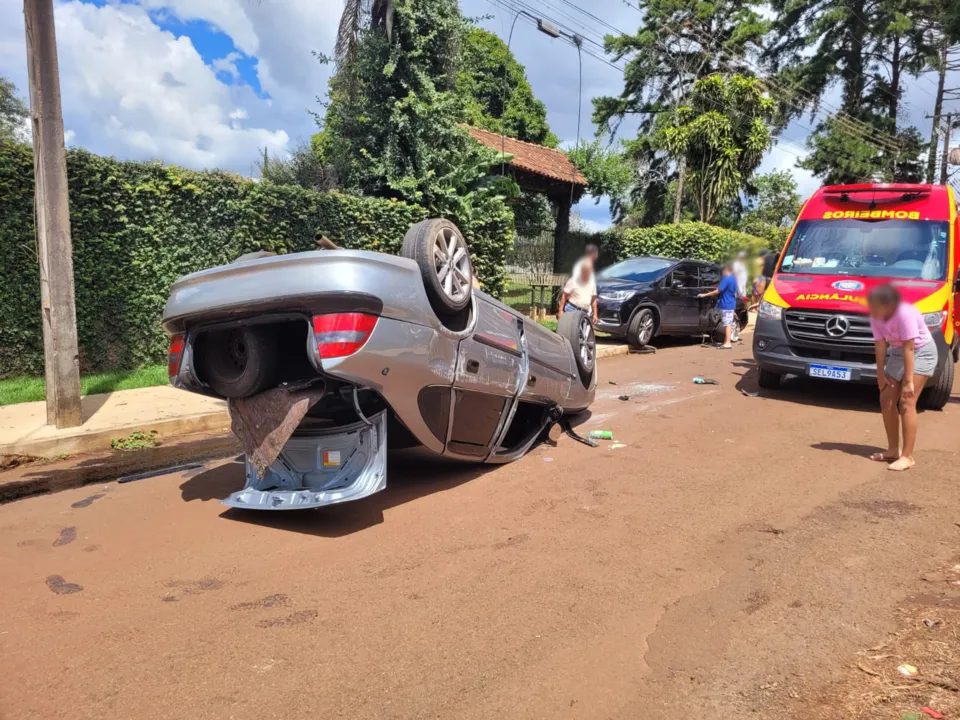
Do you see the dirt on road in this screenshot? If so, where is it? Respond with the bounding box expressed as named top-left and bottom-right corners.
top-left (2, 338), bottom-right (959, 720)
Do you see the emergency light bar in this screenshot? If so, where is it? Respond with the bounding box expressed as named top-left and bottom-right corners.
top-left (823, 185), bottom-right (932, 195)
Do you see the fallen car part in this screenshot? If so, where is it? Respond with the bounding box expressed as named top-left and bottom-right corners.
top-left (223, 410), bottom-right (387, 510)
top-left (117, 462), bottom-right (203, 484)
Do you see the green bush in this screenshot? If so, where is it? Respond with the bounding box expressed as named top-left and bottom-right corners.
top-left (0, 142), bottom-right (511, 377)
top-left (600, 222), bottom-right (770, 265)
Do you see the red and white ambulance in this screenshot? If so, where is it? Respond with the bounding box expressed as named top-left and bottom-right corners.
top-left (752, 183), bottom-right (958, 409)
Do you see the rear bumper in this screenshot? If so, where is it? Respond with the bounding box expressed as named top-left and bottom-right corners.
top-left (753, 313), bottom-right (950, 383)
top-left (223, 410), bottom-right (387, 510)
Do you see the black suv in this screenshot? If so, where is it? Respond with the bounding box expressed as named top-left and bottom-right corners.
top-left (595, 256), bottom-right (748, 349)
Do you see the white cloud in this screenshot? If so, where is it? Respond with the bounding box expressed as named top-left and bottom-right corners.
top-left (63, 129), bottom-right (76, 145)
top-left (0, 1), bottom-right (292, 173)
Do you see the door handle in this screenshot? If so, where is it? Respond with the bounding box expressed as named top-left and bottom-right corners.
top-left (466, 359), bottom-right (480, 374)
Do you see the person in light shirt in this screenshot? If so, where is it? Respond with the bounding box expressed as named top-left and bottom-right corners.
top-left (559, 257), bottom-right (598, 324)
top-left (867, 283), bottom-right (938, 471)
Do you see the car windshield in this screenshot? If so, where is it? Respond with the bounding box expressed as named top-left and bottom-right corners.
top-left (600, 257), bottom-right (673, 283)
top-left (779, 218), bottom-right (949, 280)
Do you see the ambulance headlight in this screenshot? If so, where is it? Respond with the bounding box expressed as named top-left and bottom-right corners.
top-left (758, 300), bottom-right (782, 321)
top-left (923, 311), bottom-right (945, 328)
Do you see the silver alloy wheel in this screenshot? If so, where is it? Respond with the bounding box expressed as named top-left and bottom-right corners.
top-left (432, 227), bottom-right (472, 303)
top-left (638, 314), bottom-right (654, 344)
top-left (579, 316), bottom-right (596, 370)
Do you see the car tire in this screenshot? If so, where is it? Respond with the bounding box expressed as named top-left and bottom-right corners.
top-left (758, 368), bottom-right (781, 390)
top-left (195, 326), bottom-right (277, 398)
top-left (923, 354), bottom-right (954, 410)
top-left (557, 309), bottom-right (596, 387)
top-left (402, 219), bottom-right (473, 323)
top-left (627, 308), bottom-right (656, 351)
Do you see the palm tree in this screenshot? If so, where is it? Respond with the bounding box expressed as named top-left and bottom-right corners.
top-left (335, 0), bottom-right (394, 63)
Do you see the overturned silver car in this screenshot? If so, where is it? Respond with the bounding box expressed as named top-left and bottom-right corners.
top-left (162, 219), bottom-right (596, 509)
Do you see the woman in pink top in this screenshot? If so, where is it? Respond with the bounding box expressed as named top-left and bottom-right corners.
top-left (868, 284), bottom-right (938, 471)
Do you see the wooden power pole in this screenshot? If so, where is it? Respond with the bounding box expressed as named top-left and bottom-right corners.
top-left (23, 0), bottom-right (82, 428)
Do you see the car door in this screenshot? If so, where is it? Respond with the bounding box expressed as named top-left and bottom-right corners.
top-left (661, 262), bottom-right (701, 331)
top-left (448, 298), bottom-right (523, 459)
top-left (698, 263), bottom-right (721, 325)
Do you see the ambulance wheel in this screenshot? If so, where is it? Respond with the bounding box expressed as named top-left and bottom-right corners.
top-left (758, 368), bottom-right (781, 390)
top-left (923, 355), bottom-right (954, 410)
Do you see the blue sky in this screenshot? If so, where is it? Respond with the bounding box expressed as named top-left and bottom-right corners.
top-left (0, 0), bottom-right (953, 229)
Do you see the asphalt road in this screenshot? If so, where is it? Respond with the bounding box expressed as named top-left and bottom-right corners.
top-left (3, 337), bottom-right (960, 719)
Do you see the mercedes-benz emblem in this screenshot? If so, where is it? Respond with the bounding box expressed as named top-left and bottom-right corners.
top-left (825, 315), bottom-right (850, 337)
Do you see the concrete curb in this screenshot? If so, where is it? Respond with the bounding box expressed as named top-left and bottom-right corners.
top-left (0, 433), bottom-right (241, 505)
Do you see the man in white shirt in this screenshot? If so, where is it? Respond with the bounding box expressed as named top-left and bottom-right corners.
top-left (559, 257), bottom-right (598, 323)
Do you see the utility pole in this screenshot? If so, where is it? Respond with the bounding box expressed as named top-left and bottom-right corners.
top-left (940, 112), bottom-right (954, 185)
top-left (23, 0), bottom-right (82, 428)
top-left (673, 158), bottom-right (685, 224)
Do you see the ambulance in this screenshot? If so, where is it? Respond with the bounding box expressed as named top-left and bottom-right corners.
top-left (752, 183), bottom-right (958, 409)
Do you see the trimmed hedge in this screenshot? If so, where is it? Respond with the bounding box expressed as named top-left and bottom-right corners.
top-left (601, 222), bottom-right (770, 265)
top-left (0, 142), bottom-right (511, 376)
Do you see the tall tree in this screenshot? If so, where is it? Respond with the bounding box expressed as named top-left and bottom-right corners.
top-left (0, 76), bottom-right (29, 143)
top-left (318, 0), bottom-right (515, 222)
top-left (594, 0), bottom-right (769, 225)
top-left (456, 27), bottom-right (557, 146)
top-left (656, 74), bottom-right (776, 222)
top-left (767, 0), bottom-right (936, 183)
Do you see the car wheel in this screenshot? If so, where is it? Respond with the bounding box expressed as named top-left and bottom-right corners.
top-left (757, 368), bottom-right (781, 390)
top-left (402, 218), bottom-right (473, 323)
top-left (557, 310), bottom-right (596, 387)
top-left (627, 308), bottom-right (655, 351)
top-left (923, 354), bottom-right (954, 410)
top-left (195, 326), bottom-right (277, 398)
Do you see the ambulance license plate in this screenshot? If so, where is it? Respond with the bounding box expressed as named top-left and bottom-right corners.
top-left (808, 364), bottom-right (852, 381)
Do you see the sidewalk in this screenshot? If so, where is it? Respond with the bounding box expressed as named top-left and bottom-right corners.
top-left (0, 386), bottom-right (230, 458)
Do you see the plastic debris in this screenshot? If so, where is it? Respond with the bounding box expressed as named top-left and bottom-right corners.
top-left (921, 708), bottom-right (945, 719)
top-left (618, 395), bottom-right (630, 401)
top-left (609, 442), bottom-right (627, 450)
top-left (898, 664), bottom-right (919, 677)
top-left (543, 457), bottom-right (554, 462)
top-left (923, 618), bottom-right (943, 629)
top-left (693, 377), bottom-right (720, 385)
top-left (588, 430), bottom-right (613, 440)
top-left (740, 388), bottom-right (760, 397)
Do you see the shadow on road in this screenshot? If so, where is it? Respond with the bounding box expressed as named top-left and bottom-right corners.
top-left (180, 449), bottom-right (494, 538)
top-left (810, 441), bottom-right (885, 458)
top-left (730, 359), bottom-right (881, 413)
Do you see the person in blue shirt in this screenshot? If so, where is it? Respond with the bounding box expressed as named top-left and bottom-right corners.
top-left (698, 263), bottom-right (739, 349)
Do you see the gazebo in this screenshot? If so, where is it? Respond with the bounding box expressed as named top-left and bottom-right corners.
top-left (465, 125), bottom-right (588, 277)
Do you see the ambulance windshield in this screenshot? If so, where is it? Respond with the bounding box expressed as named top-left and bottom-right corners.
top-left (779, 219), bottom-right (949, 280)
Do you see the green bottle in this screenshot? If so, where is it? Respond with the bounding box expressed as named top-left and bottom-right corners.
top-left (588, 430), bottom-right (613, 440)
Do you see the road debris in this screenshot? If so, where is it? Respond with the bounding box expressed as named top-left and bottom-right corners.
top-left (923, 618), bottom-right (943, 629)
top-left (588, 431), bottom-right (613, 440)
top-left (608, 380), bottom-right (618, 385)
top-left (609, 442), bottom-right (627, 450)
top-left (921, 708), bottom-right (945, 719)
top-left (740, 388), bottom-right (760, 397)
top-left (693, 377), bottom-right (720, 385)
top-left (898, 664), bottom-right (919, 677)
top-left (618, 395), bottom-right (630, 401)
top-left (543, 457), bottom-right (553, 462)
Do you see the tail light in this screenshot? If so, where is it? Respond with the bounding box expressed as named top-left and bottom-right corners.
top-left (312, 313), bottom-right (378, 359)
top-left (168, 334), bottom-right (185, 379)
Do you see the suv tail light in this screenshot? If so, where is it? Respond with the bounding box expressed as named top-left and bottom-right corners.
top-left (168, 334), bottom-right (185, 379)
top-left (312, 313), bottom-right (378, 359)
